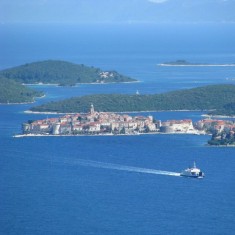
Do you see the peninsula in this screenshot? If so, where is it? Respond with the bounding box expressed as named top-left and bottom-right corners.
top-left (20, 105), bottom-right (235, 141)
top-left (21, 104), bottom-right (201, 136)
top-left (0, 60), bottom-right (136, 86)
top-left (29, 84), bottom-right (235, 116)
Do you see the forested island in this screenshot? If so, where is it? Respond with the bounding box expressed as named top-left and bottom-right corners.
top-left (158, 60), bottom-right (235, 66)
top-left (0, 60), bottom-right (136, 86)
top-left (159, 60), bottom-right (197, 66)
top-left (0, 77), bottom-right (43, 103)
top-left (29, 84), bottom-right (235, 114)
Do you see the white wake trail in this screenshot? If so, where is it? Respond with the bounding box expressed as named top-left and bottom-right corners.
top-left (66, 159), bottom-right (181, 177)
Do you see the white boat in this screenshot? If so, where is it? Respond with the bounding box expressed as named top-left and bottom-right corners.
top-left (180, 162), bottom-right (204, 178)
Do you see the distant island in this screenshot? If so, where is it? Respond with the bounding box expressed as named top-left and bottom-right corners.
top-left (0, 77), bottom-right (43, 104)
top-left (0, 60), bottom-right (137, 104)
top-left (29, 85), bottom-right (235, 117)
top-left (0, 60), bottom-right (137, 86)
top-left (158, 60), bottom-right (235, 67)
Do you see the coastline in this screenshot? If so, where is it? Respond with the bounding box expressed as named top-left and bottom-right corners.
top-left (78, 81), bottom-right (140, 85)
top-left (24, 110), bottom-right (70, 115)
top-left (206, 144), bottom-right (235, 147)
top-left (0, 101), bottom-right (34, 105)
top-left (202, 114), bottom-right (235, 119)
top-left (0, 94), bottom-right (46, 105)
top-left (24, 109), bottom-right (205, 115)
top-left (13, 131), bottom-right (205, 138)
top-left (24, 80), bottom-right (139, 86)
top-left (24, 83), bottom-right (59, 86)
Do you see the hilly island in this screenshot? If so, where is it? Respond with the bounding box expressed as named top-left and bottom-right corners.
top-left (0, 60), bottom-right (136, 103)
top-left (0, 77), bottom-right (43, 104)
top-left (30, 84), bottom-right (235, 116)
top-left (0, 60), bottom-right (136, 86)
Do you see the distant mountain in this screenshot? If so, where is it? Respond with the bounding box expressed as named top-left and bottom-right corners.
top-left (0, 60), bottom-right (136, 86)
top-left (30, 84), bottom-right (235, 115)
top-left (159, 60), bottom-right (235, 67)
top-left (0, 77), bottom-right (43, 104)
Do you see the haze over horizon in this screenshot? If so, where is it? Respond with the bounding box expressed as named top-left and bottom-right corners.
top-left (1, 0), bottom-right (235, 24)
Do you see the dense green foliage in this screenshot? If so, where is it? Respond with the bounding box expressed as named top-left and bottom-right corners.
top-left (209, 102), bottom-right (235, 116)
top-left (0, 77), bottom-right (43, 103)
top-left (208, 130), bottom-right (235, 146)
top-left (30, 84), bottom-right (235, 113)
top-left (0, 60), bottom-right (136, 85)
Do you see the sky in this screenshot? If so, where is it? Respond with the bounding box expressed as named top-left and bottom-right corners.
top-left (1, 0), bottom-right (235, 24)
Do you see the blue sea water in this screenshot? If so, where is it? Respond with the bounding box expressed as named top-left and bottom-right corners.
top-left (0, 23), bottom-right (235, 235)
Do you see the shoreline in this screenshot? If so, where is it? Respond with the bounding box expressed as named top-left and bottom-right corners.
top-left (24, 80), bottom-right (139, 86)
top-left (24, 109), bottom-right (205, 115)
top-left (13, 131), bottom-right (205, 138)
top-left (0, 101), bottom-right (34, 105)
top-left (206, 144), bottom-right (235, 147)
top-left (202, 114), bottom-right (235, 119)
top-left (24, 110), bottom-right (66, 115)
top-left (0, 94), bottom-right (46, 105)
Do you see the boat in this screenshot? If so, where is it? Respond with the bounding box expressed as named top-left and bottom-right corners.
top-left (180, 162), bottom-right (204, 178)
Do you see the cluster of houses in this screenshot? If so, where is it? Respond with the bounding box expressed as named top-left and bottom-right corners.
top-left (197, 119), bottom-right (235, 145)
top-left (22, 104), bottom-right (234, 136)
top-left (194, 119), bottom-right (235, 134)
top-left (99, 71), bottom-right (114, 79)
top-left (22, 104), bottom-right (161, 135)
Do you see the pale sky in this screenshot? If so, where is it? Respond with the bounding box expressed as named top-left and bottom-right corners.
top-left (1, 0), bottom-right (235, 24)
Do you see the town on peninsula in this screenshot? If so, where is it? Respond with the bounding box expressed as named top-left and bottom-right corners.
top-left (20, 104), bottom-right (235, 146)
top-left (2, 61), bottom-right (234, 145)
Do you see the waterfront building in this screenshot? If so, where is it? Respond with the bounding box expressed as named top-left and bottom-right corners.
top-left (52, 123), bottom-right (61, 135)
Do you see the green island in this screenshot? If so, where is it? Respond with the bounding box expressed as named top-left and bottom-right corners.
top-left (0, 77), bottom-right (44, 103)
top-left (0, 60), bottom-right (136, 86)
top-left (159, 60), bottom-right (235, 66)
top-left (160, 60), bottom-right (195, 65)
top-left (30, 84), bottom-right (235, 114)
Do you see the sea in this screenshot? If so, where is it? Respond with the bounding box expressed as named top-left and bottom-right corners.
top-left (0, 23), bottom-right (235, 235)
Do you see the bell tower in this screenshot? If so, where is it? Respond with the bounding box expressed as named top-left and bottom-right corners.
top-left (90, 103), bottom-right (95, 114)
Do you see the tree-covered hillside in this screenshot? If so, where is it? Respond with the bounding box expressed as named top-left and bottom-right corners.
top-left (209, 102), bottom-right (235, 116)
top-left (0, 60), bottom-right (136, 85)
top-left (30, 84), bottom-right (235, 114)
top-left (208, 130), bottom-right (235, 146)
top-left (0, 77), bottom-right (44, 103)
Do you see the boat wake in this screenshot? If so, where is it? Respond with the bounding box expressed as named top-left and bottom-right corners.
top-left (65, 159), bottom-right (181, 177)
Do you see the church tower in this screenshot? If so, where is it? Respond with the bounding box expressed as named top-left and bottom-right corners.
top-left (90, 103), bottom-right (95, 114)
